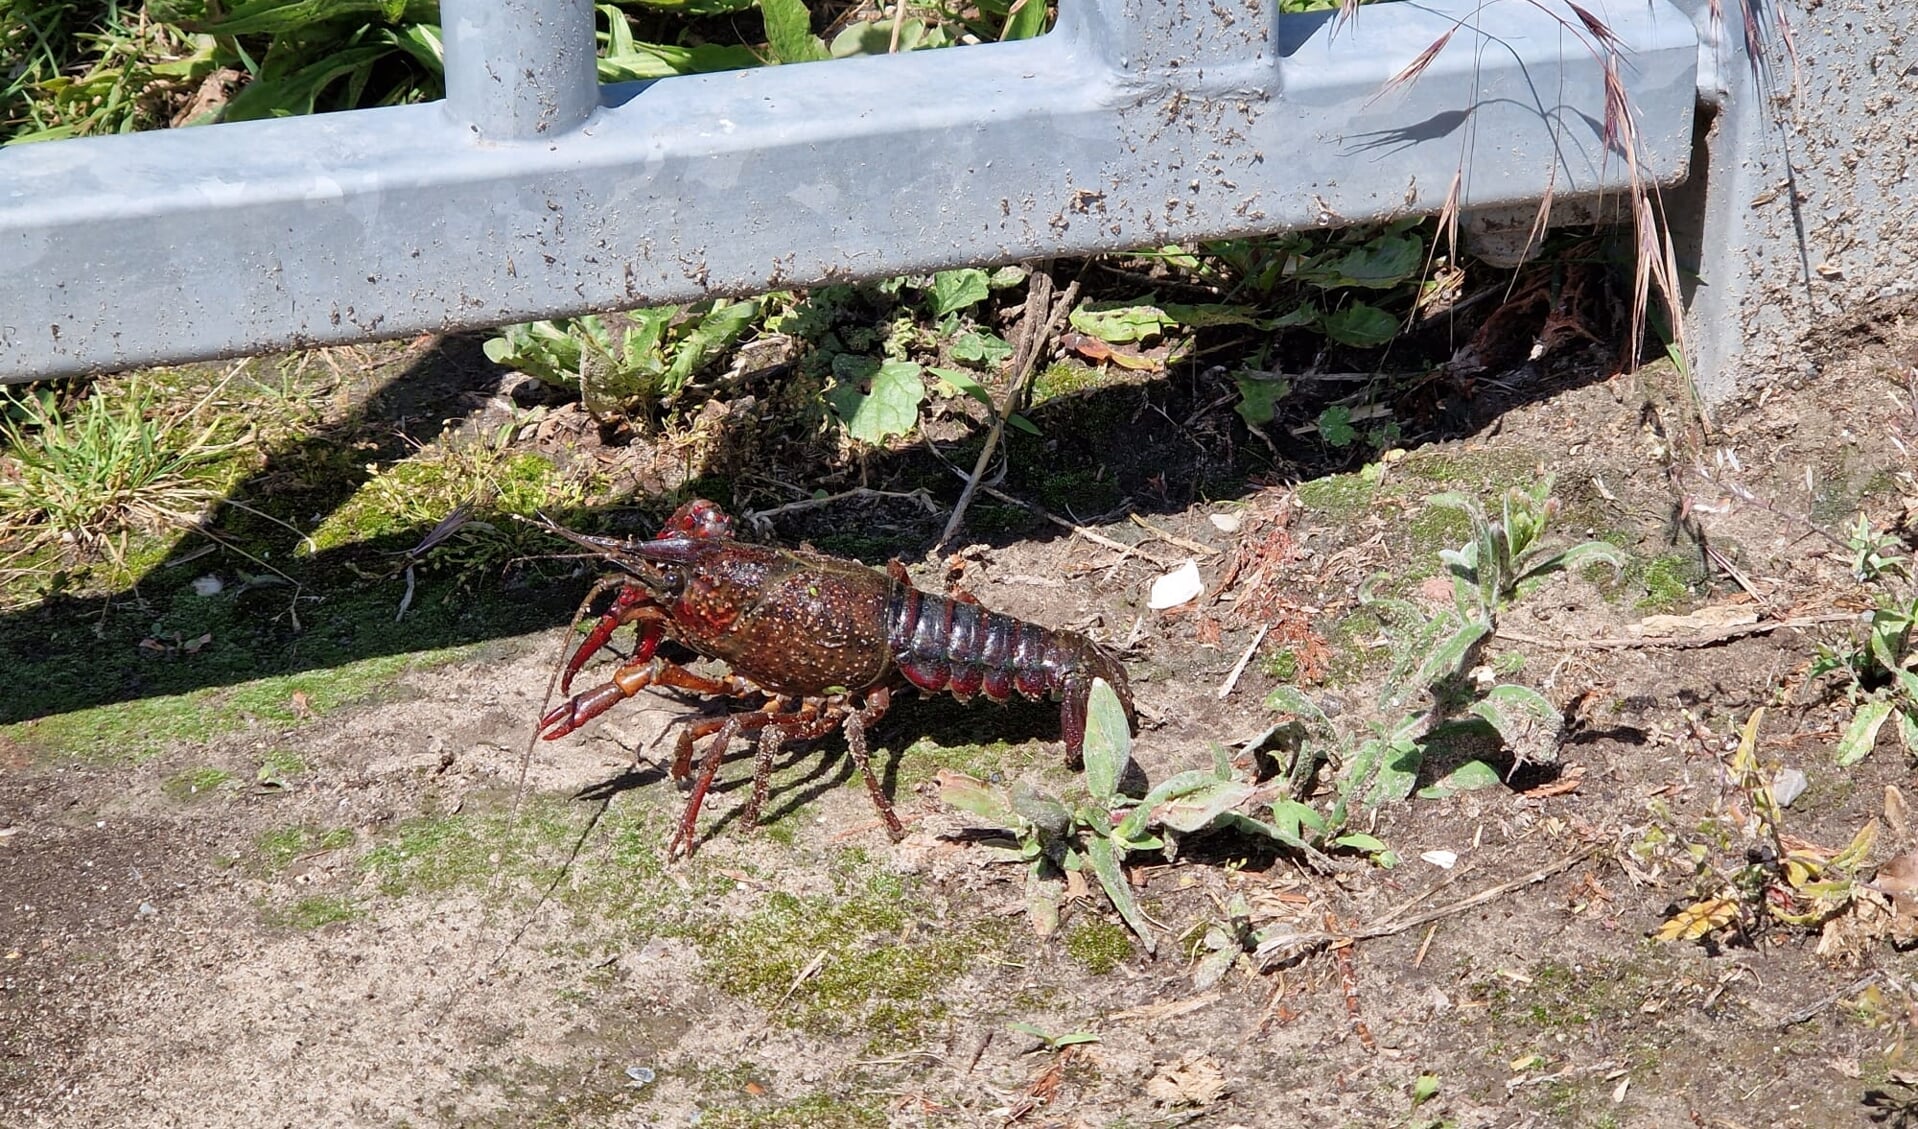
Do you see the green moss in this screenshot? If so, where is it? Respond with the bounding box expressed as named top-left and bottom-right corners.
top-left (699, 863), bottom-right (1007, 1044)
top-left (1035, 468), bottom-right (1121, 515)
top-left (1031, 361), bottom-right (1105, 406)
top-left (1064, 918), bottom-right (1133, 974)
top-left (3, 645), bottom-right (470, 764)
top-left (1297, 469), bottom-right (1379, 520)
top-left (697, 1092), bottom-right (886, 1129)
top-left (1395, 447), bottom-right (1541, 494)
top-left (162, 766), bottom-right (233, 800)
top-left (255, 824), bottom-right (356, 874)
top-left (1632, 553), bottom-right (1702, 611)
top-left (257, 747), bottom-right (307, 787)
top-left (893, 736), bottom-right (1044, 790)
top-left (269, 894), bottom-right (360, 930)
top-left (1259, 647), bottom-right (1299, 681)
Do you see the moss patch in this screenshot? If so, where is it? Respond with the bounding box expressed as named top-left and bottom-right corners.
top-left (3, 645), bottom-right (469, 763)
top-left (161, 766), bottom-right (233, 801)
top-left (699, 861), bottom-right (1007, 1046)
top-left (1064, 918), bottom-right (1133, 974)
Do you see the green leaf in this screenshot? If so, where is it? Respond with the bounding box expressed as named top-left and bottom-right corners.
top-left (826, 358), bottom-right (926, 444)
top-left (1115, 769), bottom-right (1230, 842)
top-left (1081, 678), bottom-right (1131, 804)
top-left (1310, 233), bottom-right (1423, 289)
top-left (1405, 618), bottom-right (1489, 699)
top-left (928, 269), bottom-right (991, 317)
top-left (950, 329), bottom-right (1014, 367)
top-left (1161, 302), bottom-right (1286, 329)
top-left (1234, 374), bottom-right (1291, 427)
top-left (1417, 759), bottom-right (1504, 799)
top-left (1149, 780), bottom-right (1256, 833)
top-left (1837, 699), bottom-right (1895, 767)
top-left (1215, 810), bottom-right (1315, 852)
top-left (1900, 708), bottom-right (1918, 757)
top-left (1333, 832), bottom-right (1389, 853)
top-left (1469, 684), bottom-right (1564, 767)
top-left (1320, 303), bottom-right (1398, 348)
top-left (1069, 300), bottom-right (1174, 344)
top-left (999, 0), bottom-right (1049, 39)
top-left (1515, 540), bottom-right (1630, 586)
top-left (1085, 836), bottom-right (1155, 955)
top-left (936, 770), bottom-right (1019, 824)
top-left (760, 0), bottom-right (830, 62)
top-left (1263, 684), bottom-right (1331, 729)
top-left (1266, 799), bottom-right (1328, 841)
top-left (1316, 406), bottom-right (1357, 447)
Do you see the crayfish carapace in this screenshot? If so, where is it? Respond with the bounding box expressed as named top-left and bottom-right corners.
top-left (536, 500), bottom-right (1136, 858)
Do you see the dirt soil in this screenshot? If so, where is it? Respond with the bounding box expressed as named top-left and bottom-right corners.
top-left (9, 304), bottom-right (1918, 1128)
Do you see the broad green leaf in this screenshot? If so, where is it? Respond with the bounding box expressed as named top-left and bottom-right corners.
top-left (664, 298), bottom-right (759, 392)
top-left (1405, 618), bottom-right (1489, 699)
top-left (988, 265), bottom-right (1028, 289)
top-left (935, 770), bottom-right (1019, 824)
top-left (1900, 708), bottom-right (1918, 757)
top-left (1081, 678), bottom-right (1131, 804)
top-left (999, 0), bottom-right (1049, 39)
top-left (760, 0), bottom-right (830, 62)
top-left (1416, 759), bottom-right (1503, 799)
top-left (1069, 300), bottom-right (1174, 344)
top-left (1310, 233), bottom-right (1423, 289)
top-left (1085, 836), bottom-right (1155, 955)
top-left (1161, 302), bottom-right (1298, 329)
top-left (1316, 406), bottom-right (1357, 447)
top-left (1265, 799), bottom-right (1329, 842)
top-left (1364, 733), bottom-right (1424, 808)
top-left (1216, 810), bottom-right (1315, 852)
top-left (1234, 374), bottom-right (1290, 427)
top-left (1115, 769), bottom-right (1228, 842)
top-left (1149, 780), bottom-right (1256, 833)
top-left (1009, 781), bottom-right (1072, 842)
top-left (152, 0), bottom-right (439, 35)
top-left (1515, 540), bottom-right (1630, 586)
top-left (1469, 684), bottom-right (1563, 767)
top-left (601, 40), bottom-right (760, 80)
top-left (1263, 685), bottom-right (1330, 727)
top-left (826, 359), bottom-right (926, 444)
top-left (950, 329), bottom-right (1014, 367)
top-left (1837, 699), bottom-right (1895, 767)
top-left (1333, 831), bottom-right (1389, 853)
top-left (1320, 302), bottom-right (1398, 348)
top-left (929, 269), bottom-right (990, 317)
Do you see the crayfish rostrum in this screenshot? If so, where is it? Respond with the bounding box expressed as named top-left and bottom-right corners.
top-left (537, 499), bottom-right (1136, 858)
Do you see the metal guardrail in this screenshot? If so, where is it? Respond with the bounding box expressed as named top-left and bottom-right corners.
top-left (0, 0), bottom-right (1703, 382)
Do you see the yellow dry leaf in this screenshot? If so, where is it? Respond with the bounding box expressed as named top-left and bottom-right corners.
top-left (1653, 896), bottom-right (1739, 942)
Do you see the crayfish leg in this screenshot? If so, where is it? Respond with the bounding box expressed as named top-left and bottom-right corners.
top-left (670, 714), bottom-right (742, 859)
top-left (845, 687), bottom-right (904, 842)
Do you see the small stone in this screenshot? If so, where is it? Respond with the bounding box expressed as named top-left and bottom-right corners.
top-left (1772, 767), bottom-right (1809, 808)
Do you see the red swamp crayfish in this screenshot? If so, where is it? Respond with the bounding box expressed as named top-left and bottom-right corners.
top-left (534, 500), bottom-right (1137, 858)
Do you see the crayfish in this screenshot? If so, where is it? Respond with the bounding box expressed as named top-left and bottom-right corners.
top-left (536, 499), bottom-right (1137, 858)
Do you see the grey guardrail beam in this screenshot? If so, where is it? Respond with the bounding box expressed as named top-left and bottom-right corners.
top-left (0, 0), bottom-right (1699, 382)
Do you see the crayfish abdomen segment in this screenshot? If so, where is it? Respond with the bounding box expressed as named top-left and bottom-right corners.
top-left (887, 585), bottom-right (1134, 734)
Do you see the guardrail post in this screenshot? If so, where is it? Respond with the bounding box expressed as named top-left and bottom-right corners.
top-left (442, 0), bottom-right (599, 140)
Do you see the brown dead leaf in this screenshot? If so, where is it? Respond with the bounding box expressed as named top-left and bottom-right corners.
top-left (1523, 764), bottom-right (1586, 798)
top-left (1868, 850), bottom-right (1918, 924)
top-left (1144, 1053), bottom-right (1229, 1107)
top-left (1060, 332), bottom-right (1159, 371)
top-left (1887, 786), bottom-right (1911, 845)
